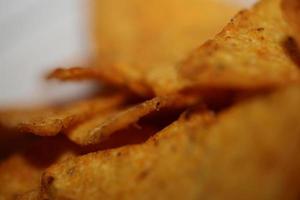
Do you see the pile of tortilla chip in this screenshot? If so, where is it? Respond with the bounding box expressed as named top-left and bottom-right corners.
top-left (1, 0), bottom-right (300, 199)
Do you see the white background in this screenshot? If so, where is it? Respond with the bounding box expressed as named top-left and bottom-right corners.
top-left (0, 0), bottom-right (256, 106)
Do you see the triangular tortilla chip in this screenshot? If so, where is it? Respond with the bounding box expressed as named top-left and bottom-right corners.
top-left (178, 0), bottom-right (300, 92)
top-left (39, 110), bottom-right (215, 200)
top-left (48, 0), bottom-right (238, 96)
top-left (0, 93), bottom-right (125, 136)
top-left (40, 84), bottom-right (300, 200)
top-left (47, 66), bottom-right (152, 96)
top-left (65, 95), bottom-right (199, 145)
top-left (195, 84), bottom-right (300, 199)
top-left (47, 66), bottom-right (123, 84)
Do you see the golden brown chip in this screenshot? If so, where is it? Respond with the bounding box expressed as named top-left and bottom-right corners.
top-left (47, 66), bottom-right (126, 88)
top-left (0, 136), bottom-right (79, 200)
top-left (40, 84), bottom-right (300, 200)
top-left (39, 110), bottom-right (214, 200)
top-left (0, 93), bottom-right (125, 136)
top-left (48, 65), bottom-right (154, 96)
top-left (178, 0), bottom-right (300, 92)
top-left (195, 84), bottom-right (300, 199)
top-left (281, 0), bottom-right (300, 46)
top-left (65, 95), bottom-right (199, 145)
top-left (49, 0), bottom-right (238, 96)
top-left (91, 0), bottom-right (238, 76)
top-left (48, 66), bottom-right (153, 96)
top-left (47, 66), bottom-right (119, 82)
top-left (47, 63), bottom-right (153, 97)
top-left (65, 111), bottom-right (114, 145)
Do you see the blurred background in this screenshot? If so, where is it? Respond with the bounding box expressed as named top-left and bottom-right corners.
top-left (0, 0), bottom-right (256, 106)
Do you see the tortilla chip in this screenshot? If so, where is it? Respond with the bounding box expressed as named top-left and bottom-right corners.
top-left (49, 1), bottom-right (238, 96)
top-left (47, 66), bottom-right (121, 83)
top-left (40, 109), bottom-right (215, 200)
top-left (281, 0), bottom-right (300, 46)
top-left (195, 84), bottom-right (300, 199)
top-left (91, 0), bottom-right (238, 73)
top-left (47, 66), bottom-right (153, 97)
top-left (0, 136), bottom-right (79, 200)
top-left (0, 93), bottom-right (125, 136)
top-left (65, 95), bottom-right (199, 145)
top-left (81, 125), bottom-right (160, 154)
top-left (178, 0), bottom-right (300, 92)
top-left (40, 84), bottom-right (300, 200)
top-left (65, 111), bottom-right (116, 146)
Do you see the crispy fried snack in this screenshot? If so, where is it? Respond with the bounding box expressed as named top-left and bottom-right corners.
top-left (178, 0), bottom-right (300, 92)
top-left (0, 93), bottom-right (125, 136)
top-left (195, 85), bottom-right (300, 199)
top-left (48, 65), bottom-right (153, 96)
top-left (39, 110), bottom-right (214, 200)
top-left (3, 1), bottom-right (300, 199)
top-left (39, 84), bottom-right (300, 200)
top-left (65, 95), bottom-right (198, 145)
top-left (49, 0), bottom-right (238, 96)
top-left (281, 0), bottom-right (300, 46)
